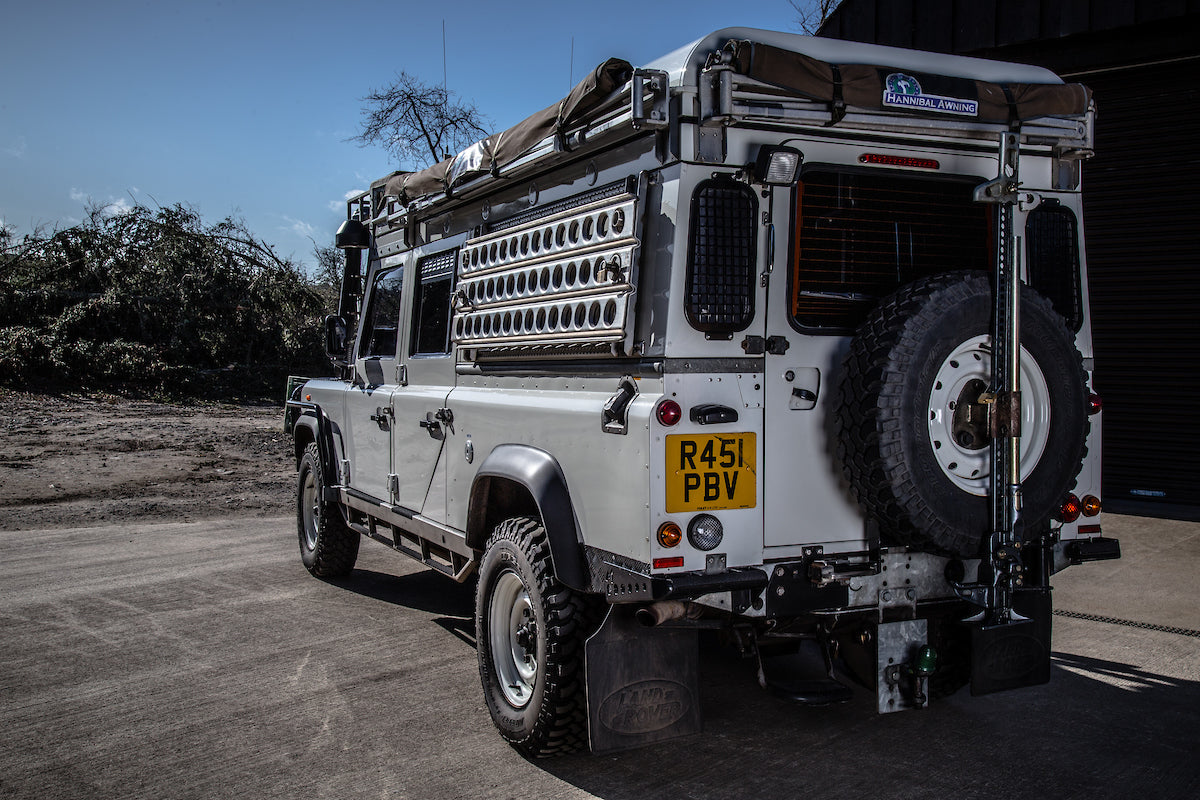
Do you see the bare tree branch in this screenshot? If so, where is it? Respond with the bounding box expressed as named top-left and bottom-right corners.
top-left (790, 0), bottom-right (841, 35)
top-left (353, 71), bottom-right (490, 169)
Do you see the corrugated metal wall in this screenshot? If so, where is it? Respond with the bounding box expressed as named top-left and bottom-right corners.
top-left (1077, 58), bottom-right (1200, 508)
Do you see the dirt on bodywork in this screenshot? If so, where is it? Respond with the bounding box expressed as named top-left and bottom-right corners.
top-left (0, 391), bottom-right (295, 531)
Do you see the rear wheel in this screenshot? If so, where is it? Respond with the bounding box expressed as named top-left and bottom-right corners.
top-left (297, 442), bottom-right (359, 577)
top-left (837, 272), bottom-right (1088, 558)
top-left (475, 517), bottom-right (597, 757)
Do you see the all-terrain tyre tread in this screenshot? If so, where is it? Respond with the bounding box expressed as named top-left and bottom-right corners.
top-left (297, 441), bottom-right (359, 578)
top-left (836, 271), bottom-right (1088, 558)
top-left (477, 516), bottom-right (601, 758)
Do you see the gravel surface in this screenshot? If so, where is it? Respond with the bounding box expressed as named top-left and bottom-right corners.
top-left (0, 392), bottom-right (293, 530)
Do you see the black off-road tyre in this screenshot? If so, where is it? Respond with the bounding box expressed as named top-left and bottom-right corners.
top-left (837, 271), bottom-right (1088, 558)
top-left (296, 442), bottom-right (359, 578)
top-left (475, 517), bottom-right (600, 758)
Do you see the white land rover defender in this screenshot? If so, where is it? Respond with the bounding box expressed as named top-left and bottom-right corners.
top-left (286, 28), bottom-right (1120, 756)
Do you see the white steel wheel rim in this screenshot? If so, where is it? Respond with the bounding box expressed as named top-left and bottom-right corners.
top-left (489, 570), bottom-right (538, 709)
top-left (926, 335), bottom-right (1052, 496)
top-left (301, 469), bottom-right (320, 549)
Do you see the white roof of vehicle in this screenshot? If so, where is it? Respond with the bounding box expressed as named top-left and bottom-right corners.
top-left (646, 27), bottom-right (1065, 87)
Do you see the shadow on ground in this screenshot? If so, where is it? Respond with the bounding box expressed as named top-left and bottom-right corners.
top-left (341, 562), bottom-right (1200, 799)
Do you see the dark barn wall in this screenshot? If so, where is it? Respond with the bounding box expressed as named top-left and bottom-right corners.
top-left (819, 0), bottom-right (1200, 516)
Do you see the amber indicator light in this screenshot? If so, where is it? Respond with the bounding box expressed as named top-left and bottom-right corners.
top-left (657, 522), bottom-right (683, 548)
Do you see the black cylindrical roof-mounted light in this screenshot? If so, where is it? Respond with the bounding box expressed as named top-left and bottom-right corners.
top-left (754, 145), bottom-right (803, 185)
top-left (335, 218), bottom-right (370, 250)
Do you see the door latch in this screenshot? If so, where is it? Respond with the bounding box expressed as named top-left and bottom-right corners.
top-left (370, 406), bottom-right (394, 431)
top-left (419, 407), bottom-right (454, 440)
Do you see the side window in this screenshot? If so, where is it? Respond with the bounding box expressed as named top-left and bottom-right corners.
top-left (410, 249), bottom-right (457, 356)
top-left (790, 170), bottom-right (989, 331)
top-left (358, 265), bottom-right (404, 358)
top-left (1026, 201), bottom-right (1083, 332)
top-left (685, 179), bottom-right (759, 336)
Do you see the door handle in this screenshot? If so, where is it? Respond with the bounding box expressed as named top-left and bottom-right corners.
top-left (370, 406), bottom-right (394, 430)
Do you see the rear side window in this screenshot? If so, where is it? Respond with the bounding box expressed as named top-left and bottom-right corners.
top-left (790, 170), bottom-right (989, 331)
top-left (359, 265), bottom-right (404, 358)
top-left (1026, 201), bottom-right (1083, 332)
top-left (685, 179), bottom-right (759, 336)
top-left (410, 249), bottom-right (457, 356)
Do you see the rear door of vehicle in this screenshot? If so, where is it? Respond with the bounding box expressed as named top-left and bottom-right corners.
top-left (761, 165), bottom-right (990, 553)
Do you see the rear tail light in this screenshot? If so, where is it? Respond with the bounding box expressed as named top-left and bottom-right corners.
top-left (1056, 493), bottom-right (1082, 523)
top-left (1088, 393), bottom-right (1103, 415)
top-left (1082, 495), bottom-right (1101, 516)
top-left (653, 556), bottom-right (685, 569)
top-left (656, 398), bottom-right (682, 426)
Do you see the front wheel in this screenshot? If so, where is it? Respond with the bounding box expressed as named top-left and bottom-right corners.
top-left (296, 441), bottom-right (359, 577)
top-left (475, 517), bottom-right (596, 757)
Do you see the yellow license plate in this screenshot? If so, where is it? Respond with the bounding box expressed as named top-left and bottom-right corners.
top-left (665, 433), bottom-right (757, 512)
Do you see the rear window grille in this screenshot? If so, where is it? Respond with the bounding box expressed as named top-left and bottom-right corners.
top-left (1026, 201), bottom-right (1083, 332)
top-left (686, 180), bottom-right (758, 334)
top-left (791, 171), bottom-right (988, 331)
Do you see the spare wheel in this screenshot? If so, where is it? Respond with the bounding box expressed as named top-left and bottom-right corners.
top-left (837, 271), bottom-right (1088, 559)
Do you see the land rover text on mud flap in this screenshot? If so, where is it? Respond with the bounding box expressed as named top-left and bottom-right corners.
top-left (285, 28), bottom-right (1120, 756)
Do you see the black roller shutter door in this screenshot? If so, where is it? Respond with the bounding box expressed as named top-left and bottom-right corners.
top-left (1081, 57), bottom-right (1200, 511)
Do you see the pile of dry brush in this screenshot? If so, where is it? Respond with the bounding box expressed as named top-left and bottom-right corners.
top-left (0, 204), bottom-right (337, 400)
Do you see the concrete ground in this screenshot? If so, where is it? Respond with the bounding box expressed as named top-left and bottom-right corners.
top-left (1, 513), bottom-right (1196, 800)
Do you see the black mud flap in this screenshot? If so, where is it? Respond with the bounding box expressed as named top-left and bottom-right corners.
top-left (584, 606), bottom-right (701, 755)
top-left (970, 588), bottom-right (1053, 696)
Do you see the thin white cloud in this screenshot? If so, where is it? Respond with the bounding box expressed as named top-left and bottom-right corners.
top-left (328, 189), bottom-right (366, 213)
top-left (282, 216), bottom-right (317, 239)
top-left (3, 136), bottom-right (27, 159)
top-left (106, 197), bottom-right (133, 215)
top-left (69, 188), bottom-right (134, 217)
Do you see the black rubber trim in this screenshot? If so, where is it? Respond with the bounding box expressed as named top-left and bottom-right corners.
top-left (1065, 537), bottom-right (1121, 564)
top-left (467, 444), bottom-right (588, 591)
top-left (288, 401), bottom-right (339, 491)
top-left (652, 567), bottom-right (769, 600)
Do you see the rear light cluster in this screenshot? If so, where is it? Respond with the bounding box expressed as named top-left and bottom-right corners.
top-left (654, 515), bottom-right (726, 569)
top-left (1055, 493), bottom-right (1102, 523)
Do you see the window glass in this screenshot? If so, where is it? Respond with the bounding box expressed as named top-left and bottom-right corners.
top-left (411, 249), bottom-right (457, 356)
top-left (358, 266), bottom-right (403, 358)
top-left (791, 170), bottom-right (989, 331)
top-left (1026, 201), bottom-right (1083, 332)
top-left (685, 180), bottom-right (758, 334)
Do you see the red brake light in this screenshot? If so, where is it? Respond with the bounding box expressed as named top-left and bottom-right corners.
top-left (656, 399), bottom-right (682, 426)
top-left (859, 153), bottom-right (940, 170)
top-left (653, 556), bottom-right (685, 569)
top-left (1088, 393), bottom-right (1103, 415)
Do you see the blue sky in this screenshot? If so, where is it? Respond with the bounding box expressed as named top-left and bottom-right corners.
top-left (0, 1), bottom-right (808, 273)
